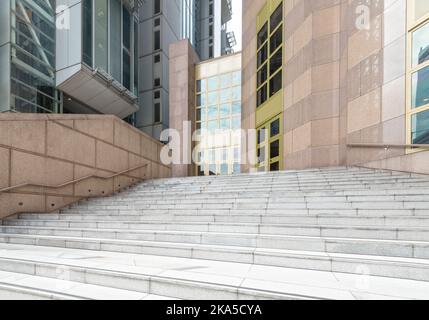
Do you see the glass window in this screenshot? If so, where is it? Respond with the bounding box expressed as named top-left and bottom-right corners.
top-left (209, 164), bottom-right (217, 175)
top-left (257, 84), bottom-right (268, 107)
top-left (271, 119), bottom-right (280, 137)
top-left (258, 146), bottom-right (266, 162)
top-left (232, 102), bottom-right (241, 114)
top-left (197, 79), bottom-right (206, 92)
top-left (220, 73), bottom-right (232, 88)
top-left (234, 148), bottom-right (240, 160)
top-left (270, 27), bottom-right (283, 54)
top-left (257, 22), bottom-right (268, 48)
top-left (231, 86), bottom-right (241, 101)
top-left (207, 105), bottom-right (218, 120)
top-left (221, 164), bottom-right (229, 175)
top-left (123, 6), bottom-right (131, 51)
top-left (257, 64), bottom-right (268, 87)
top-left (196, 94), bottom-right (206, 107)
top-left (412, 65), bottom-right (429, 109)
top-left (270, 162), bottom-right (280, 172)
top-left (208, 120), bottom-right (218, 134)
top-left (412, 109), bottom-right (429, 144)
top-left (270, 140), bottom-right (280, 158)
top-left (82, 0), bottom-right (93, 67)
top-left (270, 3), bottom-right (283, 31)
top-left (412, 22), bottom-right (429, 67)
top-left (232, 116), bottom-right (241, 129)
top-left (233, 163), bottom-right (241, 174)
top-left (208, 77), bottom-right (219, 91)
top-left (270, 70), bottom-right (282, 97)
top-left (123, 50), bottom-right (131, 90)
top-left (110, 0), bottom-right (122, 81)
top-left (258, 129), bottom-right (266, 144)
top-left (94, 0), bottom-right (108, 71)
top-left (219, 104), bottom-right (231, 117)
top-left (220, 118), bottom-right (231, 130)
top-left (196, 108), bottom-right (202, 121)
top-left (208, 92), bottom-right (218, 105)
top-left (270, 48), bottom-right (283, 75)
top-left (232, 71), bottom-right (241, 86)
top-left (154, 30), bottom-right (161, 50)
top-left (220, 88), bottom-right (232, 103)
top-left (257, 44), bottom-right (268, 68)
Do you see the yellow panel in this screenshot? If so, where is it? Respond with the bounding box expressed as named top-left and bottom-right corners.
top-left (257, 3), bottom-right (269, 31)
top-left (256, 89), bottom-right (283, 127)
top-left (269, 0), bottom-right (283, 13)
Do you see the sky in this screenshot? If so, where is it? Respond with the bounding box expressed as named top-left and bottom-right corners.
top-left (228, 0), bottom-right (242, 51)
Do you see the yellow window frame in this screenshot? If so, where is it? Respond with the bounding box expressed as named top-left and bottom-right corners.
top-left (256, 114), bottom-right (283, 172)
top-left (406, 1), bottom-right (429, 153)
top-left (256, 1), bottom-right (284, 109)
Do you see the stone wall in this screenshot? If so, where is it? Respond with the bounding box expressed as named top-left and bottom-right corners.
top-left (169, 39), bottom-right (200, 177)
top-left (241, 0), bottom-right (429, 175)
top-left (0, 114), bottom-right (171, 219)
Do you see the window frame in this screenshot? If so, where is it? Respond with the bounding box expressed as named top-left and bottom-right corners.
top-left (256, 2), bottom-right (284, 109)
top-left (406, 0), bottom-right (429, 151)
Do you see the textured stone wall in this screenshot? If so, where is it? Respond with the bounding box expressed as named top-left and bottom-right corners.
top-left (0, 114), bottom-right (171, 219)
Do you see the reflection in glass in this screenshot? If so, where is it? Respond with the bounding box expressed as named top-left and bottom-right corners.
top-left (412, 65), bottom-right (429, 108)
top-left (412, 22), bottom-right (429, 67)
top-left (232, 102), bottom-right (241, 114)
top-left (208, 77), bottom-right (219, 91)
top-left (412, 109), bottom-right (429, 144)
top-left (232, 86), bottom-right (241, 101)
top-left (220, 74), bottom-right (232, 88)
top-left (219, 104), bottom-right (231, 117)
top-left (220, 119), bottom-right (231, 130)
top-left (232, 71), bottom-right (241, 86)
top-left (208, 92), bottom-right (218, 105)
top-left (207, 106), bottom-right (218, 120)
top-left (220, 88), bottom-right (232, 103)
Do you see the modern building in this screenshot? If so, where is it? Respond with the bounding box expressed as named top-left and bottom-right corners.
top-left (0, 0), bottom-right (59, 113)
top-left (0, 0), bottom-right (140, 119)
top-left (168, 40), bottom-right (241, 177)
top-left (238, 0), bottom-right (429, 175)
top-left (194, 53), bottom-right (242, 176)
top-left (135, 0), bottom-right (236, 139)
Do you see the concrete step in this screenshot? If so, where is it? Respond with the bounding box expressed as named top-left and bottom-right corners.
top-left (11, 214), bottom-right (429, 227)
top-left (0, 270), bottom-right (160, 300)
top-left (1, 225), bottom-right (429, 259)
top-left (5, 220), bottom-right (429, 242)
top-left (0, 235), bottom-right (429, 284)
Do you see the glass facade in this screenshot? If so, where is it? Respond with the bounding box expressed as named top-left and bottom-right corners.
top-left (8, 0), bottom-right (59, 113)
top-left (408, 0), bottom-right (429, 146)
top-left (196, 70), bottom-right (241, 176)
top-left (82, 0), bottom-right (138, 93)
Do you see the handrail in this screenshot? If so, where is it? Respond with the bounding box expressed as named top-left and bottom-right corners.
top-left (0, 164), bottom-right (149, 194)
top-left (347, 143), bottom-right (429, 149)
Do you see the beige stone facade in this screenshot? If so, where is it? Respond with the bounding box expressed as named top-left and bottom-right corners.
top-left (0, 114), bottom-right (171, 219)
top-left (242, 0), bottom-right (429, 174)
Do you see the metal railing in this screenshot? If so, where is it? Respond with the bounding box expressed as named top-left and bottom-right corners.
top-left (347, 143), bottom-right (429, 149)
top-left (0, 164), bottom-right (149, 196)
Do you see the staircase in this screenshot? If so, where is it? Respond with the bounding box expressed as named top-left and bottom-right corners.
top-left (1, 167), bottom-right (429, 299)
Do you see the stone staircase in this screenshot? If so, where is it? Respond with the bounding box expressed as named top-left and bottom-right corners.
top-left (1, 167), bottom-right (429, 299)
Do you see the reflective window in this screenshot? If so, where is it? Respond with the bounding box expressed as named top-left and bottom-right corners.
top-left (220, 88), bottom-right (232, 103)
top-left (412, 65), bottom-right (429, 109)
top-left (412, 22), bottom-right (429, 67)
top-left (220, 74), bottom-right (232, 88)
top-left (412, 109), bottom-right (429, 143)
top-left (94, 0), bottom-right (108, 71)
top-left (219, 104), bottom-right (231, 117)
top-left (270, 3), bottom-right (283, 31)
top-left (208, 77), bottom-right (219, 91)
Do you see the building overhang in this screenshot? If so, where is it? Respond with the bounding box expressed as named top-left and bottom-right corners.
top-left (57, 64), bottom-right (138, 119)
